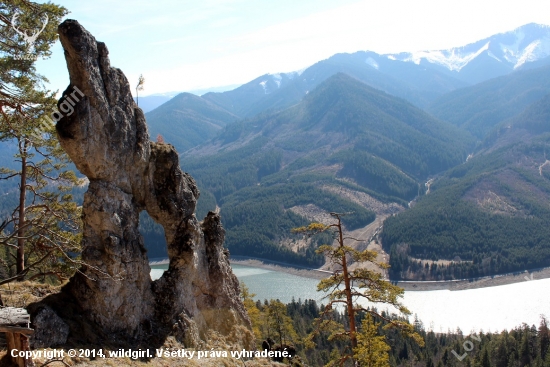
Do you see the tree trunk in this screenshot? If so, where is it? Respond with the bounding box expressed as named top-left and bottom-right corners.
top-left (338, 217), bottom-right (358, 355)
top-left (16, 140), bottom-right (27, 277)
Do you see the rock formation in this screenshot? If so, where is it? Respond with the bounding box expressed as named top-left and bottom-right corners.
top-left (29, 305), bottom-right (69, 348)
top-left (54, 19), bottom-right (251, 345)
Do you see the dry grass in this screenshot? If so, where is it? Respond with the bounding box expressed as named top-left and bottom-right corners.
top-left (0, 280), bottom-right (62, 308)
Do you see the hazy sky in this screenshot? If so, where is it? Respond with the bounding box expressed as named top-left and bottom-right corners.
top-left (34, 0), bottom-right (550, 96)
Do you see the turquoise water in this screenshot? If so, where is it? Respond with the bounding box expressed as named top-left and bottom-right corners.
top-left (150, 263), bottom-right (550, 333)
top-left (150, 263), bottom-right (324, 303)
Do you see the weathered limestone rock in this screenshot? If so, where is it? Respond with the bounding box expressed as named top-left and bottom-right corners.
top-left (30, 305), bottom-right (69, 348)
top-left (55, 19), bottom-right (251, 344)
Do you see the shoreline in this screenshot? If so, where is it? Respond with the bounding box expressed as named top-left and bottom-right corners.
top-left (149, 256), bottom-right (330, 280)
top-left (149, 257), bottom-right (550, 291)
top-left (392, 265), bottom-right (550, 291)
top-left (230, 257), bottom-right (330, 280)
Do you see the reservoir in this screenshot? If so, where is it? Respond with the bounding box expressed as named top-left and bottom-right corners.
top-left (151, 263), bottom-right (550, 333)
top-left (151, 264), bottom-right (322, 302)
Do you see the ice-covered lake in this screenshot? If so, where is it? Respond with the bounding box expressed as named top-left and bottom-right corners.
top-left (151, 264), bottom-right (549, 333)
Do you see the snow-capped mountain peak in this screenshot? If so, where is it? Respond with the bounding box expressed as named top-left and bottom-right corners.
top-left (386, 23), bottom-right (550, 78)
top-left (404, 42), bottom-right (490, 71)
top-left (256, 72), bottom-right (299, 94)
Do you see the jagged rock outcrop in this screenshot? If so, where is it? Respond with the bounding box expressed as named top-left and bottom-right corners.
top-left (54, 19), bottom-right (251, 345)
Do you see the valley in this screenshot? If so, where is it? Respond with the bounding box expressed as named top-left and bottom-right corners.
top-left (3, 22), bottom-right (550, 285)
top-left (169, 23), bottom-right (550, 284)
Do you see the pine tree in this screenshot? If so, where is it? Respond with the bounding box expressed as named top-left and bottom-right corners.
top-left (1, 0), bottom-right (67, 113)
top-left (544, 345), bottom-right (550, 367)
top-left (441, 349), bottom-right (450, 365)
top-left (479, 347), bottom-right (491, 367)
top-left (354, 315), bottom-right (390, 367)
top-left (294, 212), bottom-right (424, 366)
top-left (540, 317), bottom-right (550, 361)
top-left (0, 130), bottom-right (83, 283)
top-left (494, 334), bottom-right (510, 367)
top-left (520, 330), bottom-right (531, 367)
top-left (267, 299), bottom-right (299, 348)
top-left (0, 1), bottom-right (86, 285)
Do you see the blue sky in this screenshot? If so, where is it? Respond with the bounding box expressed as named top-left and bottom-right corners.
top-left (35, 0), bottom-right (550, 96)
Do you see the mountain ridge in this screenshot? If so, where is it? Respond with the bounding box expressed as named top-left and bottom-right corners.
top-left (428, 63), bottom-right (550, 139)
top-left (176, 73), bottom-right (475, 266)
top-left (388, 23), bottom-right (550, 83)
top-left (382, 91), bottom-right (550, 280)
top-left (145, 92), bottom-right (239, 151)
top-left (136, 23), bottom-right (550, 156)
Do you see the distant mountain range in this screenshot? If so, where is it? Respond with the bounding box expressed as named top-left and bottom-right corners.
top-left (135, 84), bottom-right (240, 113)
top-left (145, 23), bottom-right (550, 153)
top-left (136, 95), bottom-right (172, 113)
top-left (388, 23), bottom-right (550, 84)
top-left (3, 23), bottom-right (550, 278)
top-left (145, 92), bottom-right (239, 151)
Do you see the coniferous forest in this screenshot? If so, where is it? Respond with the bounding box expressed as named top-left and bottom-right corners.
top-left (248, 297), bottom-right (550, 367)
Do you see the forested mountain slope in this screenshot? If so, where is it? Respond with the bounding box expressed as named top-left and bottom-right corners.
top-left (173, 74), bottom-right (475, 265)
top-left (429, 64), bottom-right (550, 139)
top-left (145, 92), bottom-right (239, 151)
top-left (382, 93), bottom-right (550, 280)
